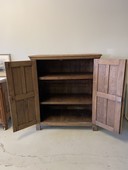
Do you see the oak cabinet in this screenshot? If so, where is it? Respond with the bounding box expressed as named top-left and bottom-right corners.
top-left (0, 78), bottom-right (10, 130)
top-left (5, 54), bottom-right (126, 133)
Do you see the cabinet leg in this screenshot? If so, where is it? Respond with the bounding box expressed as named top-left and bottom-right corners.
top-left (3, 124), bottom-right (8, 130)
top-left (92, 125), bottom-right (98, 131)
top-left (36, 124), bottom-right (41, 130)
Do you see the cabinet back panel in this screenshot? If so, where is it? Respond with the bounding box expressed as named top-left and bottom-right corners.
top-left (38, 80), bottom-right (92, 100)
top-left (40, 105), bottom-right (92, 122)
top-left (37, 59), bottom-right (93, 76)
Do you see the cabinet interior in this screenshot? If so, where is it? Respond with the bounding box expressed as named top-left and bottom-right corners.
top-left (37, 59), bottom-right (93, 126)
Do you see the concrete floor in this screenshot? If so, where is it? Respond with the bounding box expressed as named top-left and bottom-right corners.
top-left (0, 120), bottom-right (128, 170)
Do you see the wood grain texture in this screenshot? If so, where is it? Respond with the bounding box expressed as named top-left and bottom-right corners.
top-left (39, 73), bottom-right (93, 80)
top-left (37, 59), bottom-right (94, 76)
top-left (5, 55), bottom-right (101, 131)
top-left (98, 59), bottom-right (119, 65)
top-left (0, 81), bottom-right (10, 130)
top-left (5, 61), bottom-right (39, 132)
top-left (39, 80), bottom-right (92, 97)
top-left (40, 94), bottom-right (92, 105)
top-left (92, 59), bottom-right (99, 124)
top-left (29, 54), bottom-right (101, 60)
top-left (92, 59), bottom-right (126, 133)
top-left (97, 92), bottom-right (121, 102)
top-left (42, 108), bottom-right (92, 126)
top-left (32, 60), bottom-right (41, 128)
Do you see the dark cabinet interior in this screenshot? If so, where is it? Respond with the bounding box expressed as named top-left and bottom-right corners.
top-left (36, 58), bottom-right (95, 126)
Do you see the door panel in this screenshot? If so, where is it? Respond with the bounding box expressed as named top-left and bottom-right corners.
top-left (5, 61), bottom-right (40, 132)
top-left (92, 59), bottom-right (126, 133)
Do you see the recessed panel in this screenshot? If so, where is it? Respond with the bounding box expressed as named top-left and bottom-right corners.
top-left (107, 100), bottom-right (115, 127)
top-left (12, 67), bottom-right (22, 95)
top-left (97, 64), bottom-right (106, 93)
top-left (25, 66), bottom-right (33, 93)
top-left (108, 65), bottom-right (117, 95)
top-left (96, 96), bottom-right (107, 124)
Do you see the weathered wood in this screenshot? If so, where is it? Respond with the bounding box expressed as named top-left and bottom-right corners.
top-left (29, 54), bottom-right (101, 60)
top-left (5, 61), bottom-right (39, 132)
top-left (5, 54), bottom-right (102, 131)
top-left (42, 108), bottom-right (92, 126)
top-left (40, 94), bottom-right (92, 105)
top-left (121, 60), bottom-right (127, 131)
top-left (32, 60), bottom-right (41, 126)
top-left (42, 121), bottom-right (92, 127)
top-left (93, 59), bottom-right (126, 133)
top-left (97, 92), bottom-right (122, 102)
top-left (92, 59), bottom-right (99, 124)
top-left (39, 80), bottom-right (93, 96)
top-left (0, 79), bottom-right (10, 130)
top-left (39, 73), bottom-right (93, 80)
top-left (96, 121), bottom-right (114, 132)
top-left (15, 92), bottom-right (35, 101)
top-left (98, 59), bottom-right (119, 65)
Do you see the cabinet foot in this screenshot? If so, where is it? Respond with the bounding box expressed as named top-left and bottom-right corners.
top-left (3, 124), bottom-right (8, 130)
top-left (92, 125), bottom-right (98, 131)
top-left (36, 124), bottom-right (41, 130)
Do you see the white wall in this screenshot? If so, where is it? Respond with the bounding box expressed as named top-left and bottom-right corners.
top-left (0, 0), bottom-right (128, 60)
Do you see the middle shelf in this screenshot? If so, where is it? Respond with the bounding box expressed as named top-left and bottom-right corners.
top-left (40, 94), bottom-right (92, 105)
top-left (39, 73), bottom-right (93, 81)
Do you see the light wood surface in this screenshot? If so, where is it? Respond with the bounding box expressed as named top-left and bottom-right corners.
top-left (92, 59), bottom-right (126, 133)
top-left (39, 73), bottom-right (93, 80)
top-left (29, 54), bottom-right (101, 60)
top-left (41, 94), bottom-right (92, 105)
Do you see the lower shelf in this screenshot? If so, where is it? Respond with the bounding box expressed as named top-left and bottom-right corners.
top-left (42, 121), bottom-right (92, 127)
top-left (41, 109), bottom-right (92, 127)
top-left (41, 94), bottom-right (92, 105)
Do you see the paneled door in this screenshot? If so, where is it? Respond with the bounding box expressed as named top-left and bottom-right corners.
top-left (5, 61), bottom-right (40, 132)
top-left (92, 59), bottom-right (126, 133)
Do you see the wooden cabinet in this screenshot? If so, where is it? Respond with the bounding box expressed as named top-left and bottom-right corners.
top-left (5, 54), bottom-right (126, 134)
top-left (0, 78), bottom-right (10, 130)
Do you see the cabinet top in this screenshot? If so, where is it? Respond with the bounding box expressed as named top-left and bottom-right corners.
top-left (29, 54), bottom-right (102, 60)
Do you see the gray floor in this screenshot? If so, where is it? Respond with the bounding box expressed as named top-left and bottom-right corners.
top-left (0, 120), bottom-right (128, 170)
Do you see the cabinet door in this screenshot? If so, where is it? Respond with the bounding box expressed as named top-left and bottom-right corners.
top-left (0, 83), bottom-right (9, 130)
top-left (0, 85), bottom-right (5, 125)
top-left (5, 61), bottom-right (40, 132)
top-left (92, 59), bottom-right (126, 133)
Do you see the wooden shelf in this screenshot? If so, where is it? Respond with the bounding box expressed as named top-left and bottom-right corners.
top-left (40, 94), bottom-right (92, 105)
top-left (42, 109), bottom-right (92, 126)
top-left (42, 121), bottom-right (92, 127)
top-left (39, 73), bottom-right (93, 80)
